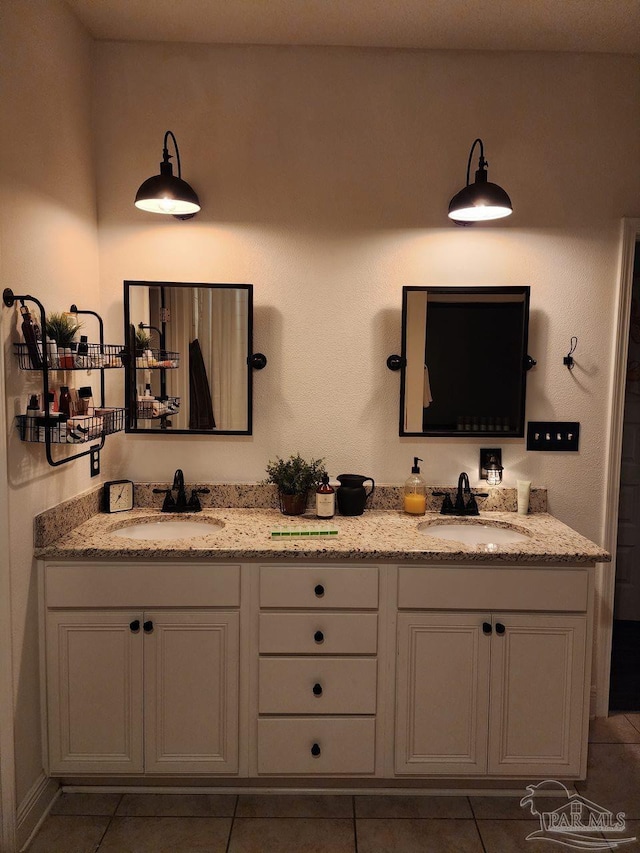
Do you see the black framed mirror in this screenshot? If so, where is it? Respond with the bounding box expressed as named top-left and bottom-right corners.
top-left (398, 286), bottom-right (531, 437)
top-left (124, 281), bottom-right (254, 435)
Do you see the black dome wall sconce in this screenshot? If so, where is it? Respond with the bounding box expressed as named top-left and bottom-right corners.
top-left (135, 130), bottom-right (201, 220)
top-left (448, 138), bottom-right (513, 224)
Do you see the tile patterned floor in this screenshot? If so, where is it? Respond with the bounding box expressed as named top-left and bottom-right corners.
top-left (26, 713), bottom-right (640, 852)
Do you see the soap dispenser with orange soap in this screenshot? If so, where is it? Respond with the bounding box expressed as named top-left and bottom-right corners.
top-left (404, 457), bottom-right (427, 515)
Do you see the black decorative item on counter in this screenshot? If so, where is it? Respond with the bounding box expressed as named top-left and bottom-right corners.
top-left (335, 474), bottom-right (375, 516)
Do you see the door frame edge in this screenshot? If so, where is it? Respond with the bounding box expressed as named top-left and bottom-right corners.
top-left (597, 217), bottom-right (640, 717)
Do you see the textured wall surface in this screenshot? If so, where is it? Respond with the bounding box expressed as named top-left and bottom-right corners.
top-left (96, 44), bottom-right (640, 542)
top-left (0, 0), bottom-right (101, 806)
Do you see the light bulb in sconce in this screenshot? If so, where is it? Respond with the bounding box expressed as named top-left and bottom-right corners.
top-left (134, 130), bottom-right (200, 220)
top-left (159, 197), bottom-right (178, 213)
top-left (487, 456), bottom-right (503, 486)
top-left (480, 448), bottom-right (503, 485)
top-left (448, 138), bottom-right (512, 224)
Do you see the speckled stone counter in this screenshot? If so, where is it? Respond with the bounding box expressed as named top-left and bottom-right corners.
top-left (35, 507), bottom-right (609, 565)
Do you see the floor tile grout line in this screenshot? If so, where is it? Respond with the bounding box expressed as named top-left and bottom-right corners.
top-left (353, 795), bottom-right (358, 853)
top-left (624, 713), bottom-right (640, 735)
top-left (469, 796), bottom-right (489, 853)
top-left (95, 793), bottom-right (123, 852)
top-left (468, 795), bottom-right (476, 820)
top-left (224, 794), bottom-right (239, 853)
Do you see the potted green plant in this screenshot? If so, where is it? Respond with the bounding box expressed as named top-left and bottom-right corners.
top-left (45, 312), bottom-right (82, 347)
top-left (135, 327), bottom-right (152, 354)
top-left (264, 453), bottom-right (327, 515)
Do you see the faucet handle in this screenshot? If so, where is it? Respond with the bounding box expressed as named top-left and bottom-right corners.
top-left (188, 488), bottom-right (210, 512)
top-left (465, 494), bottom-right (480, 516)
top-left (153, 488), bottom-right (176, 512)
top-left (440, 494), bottom-right (454, 514)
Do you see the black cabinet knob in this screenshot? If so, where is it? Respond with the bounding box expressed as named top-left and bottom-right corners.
top-left (311, 743), bottom-right (321, 757)
top-left (129, 620), bottom-right (140, 632)
top-left (482, 622), bottom-right (492, 635)
top-left (495, 622), bottom-right (506, 635)
top-left (312, 683), bottom-right (323, 697)
top-left (314, 584), bottom-right (325, 597)
top-left (314, 630), bottom-right (324, 644)
top-left (143, 620), bottom-right (154, 633)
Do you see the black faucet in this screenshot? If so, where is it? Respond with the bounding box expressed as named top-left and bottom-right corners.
top-left (173, 469), bottom-right (188, 510)
top-left (433, 472), bottom-right (488, 516)
top-left (455, 472), bottom-right (471, 513)
top-left (153, 469), bottom-right (210, 513)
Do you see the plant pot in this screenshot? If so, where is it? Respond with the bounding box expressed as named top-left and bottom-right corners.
top-left (278, 491), bottom-right (307, 516)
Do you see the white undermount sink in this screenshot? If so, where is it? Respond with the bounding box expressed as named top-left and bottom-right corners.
top-left (112, 519), bottom-right (224, 541)
top-left (417, 521), bottom-right (530, 546)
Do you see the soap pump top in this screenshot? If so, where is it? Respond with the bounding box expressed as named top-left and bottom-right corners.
top-left (404, 457), bottom-right (426, 515)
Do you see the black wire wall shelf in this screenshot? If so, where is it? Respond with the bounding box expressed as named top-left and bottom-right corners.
top-left (3, 287), bottom-right (129, 476)
top-left (136, 396), bottom-right (180, 419)
top-left (16, 408), bottom-right (125, 444)
top-left (134, 349), bottom-right (179, 369)
top-left (14, 342), bottom-right (127, 371)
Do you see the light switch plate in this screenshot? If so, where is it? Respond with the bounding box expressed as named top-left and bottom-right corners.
top-left (526, 421), bottom-right (580, 452)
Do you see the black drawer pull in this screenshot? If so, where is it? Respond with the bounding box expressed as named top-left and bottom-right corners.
top-left (495, 622), bottom-right (506, 635)
top-left (311, 743), bottom-right (321, 757)
top-left (143, 620), bottom-right (154, 633)
top-left (482, 622), bottom-right (492, 635)
top-left (314, 583), bottom-right (325, 597)
top-left (314, 630), bottom-right (324, 644)
top-left (129, 620), bottom-right (140, 632)
top-left (312, 683), bottom-right (323, 697)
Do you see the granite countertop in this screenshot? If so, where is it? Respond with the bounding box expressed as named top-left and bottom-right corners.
top-left (35, 507), bottom-right (610, 564)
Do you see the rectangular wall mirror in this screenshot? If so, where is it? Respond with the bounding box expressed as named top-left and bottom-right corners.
top-left (124, 281), bottom-right (253, 435)
top-left (399, 286), bottom-right (531, 437)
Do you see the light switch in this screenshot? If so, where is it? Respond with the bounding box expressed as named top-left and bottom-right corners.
top-left (526, 421), bottom-right (580, 452)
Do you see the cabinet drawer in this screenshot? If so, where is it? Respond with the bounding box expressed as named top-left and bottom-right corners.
top-left (45, 562), bottom-right (240, 608)
top-left (259, 658), bottom-right (377, 714)
top-left (257, 717), bottom-right (376, 775)
top-left (398, 567), bottom-right (588, 612)
top-left (259, 613), bottom-right (378, 654)
top-left (259, 566), bottom-right (378, 609)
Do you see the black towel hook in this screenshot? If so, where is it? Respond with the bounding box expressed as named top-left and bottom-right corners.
top-left (563, 336), bottom-right (578, 370)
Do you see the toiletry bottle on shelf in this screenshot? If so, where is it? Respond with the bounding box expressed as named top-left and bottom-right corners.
top-left (46, 338), bottom-right (59, 369)
top-left (19, 302), bottom-right (42, 368)
top-left (75, 335), bottom-right (89, 367)
top-left (76, 386), bottom-right (93, 415)
top-left (316, 474), bottom-right (335, 519)
top-left (59, 386), bottom-right (72, 417)
top-left (404, 457), bottom-right (426, 515)
top-left (25, 394), bottom-right (41, 441)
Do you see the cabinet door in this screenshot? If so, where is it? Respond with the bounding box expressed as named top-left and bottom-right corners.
top-left (46, 610), bottom-right (144, 774)
top-left (488, 614), bottom-right (587, 776)
top-left (143, 610), bottom-right (239, 773)
top-left (395, 613), bottom-right (491, 775)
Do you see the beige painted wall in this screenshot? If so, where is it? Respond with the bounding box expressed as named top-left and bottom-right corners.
top-left (1, 11), bottom-right (639, 822)
top-left (96, 43), bottom-right (640, 541)
top-left (0, 1), bottom-right (101, 808)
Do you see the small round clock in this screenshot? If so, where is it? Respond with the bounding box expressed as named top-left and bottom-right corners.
top-left (103, 479), bottom-right (134, 513)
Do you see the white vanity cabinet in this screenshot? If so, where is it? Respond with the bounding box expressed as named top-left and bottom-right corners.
top-left (256, 565), bottom-right (379, 775)
top-left (43, 562), bottom-right (240, 776)
top-left (41, 556), bottom-right (595, 785)
top-left (394, 566), bottom-right (591, 778)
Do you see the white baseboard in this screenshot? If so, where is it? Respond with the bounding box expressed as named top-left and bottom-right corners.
top-left (16, 773), bottom-right (59, 852)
